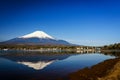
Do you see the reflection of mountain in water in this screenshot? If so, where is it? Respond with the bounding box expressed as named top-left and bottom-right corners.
top-left (0, 51), bottom-right (74, 70)
top-left (0, 52), bottom-right (73, 62)
top-left (18, 60), bottom-right (55, 70)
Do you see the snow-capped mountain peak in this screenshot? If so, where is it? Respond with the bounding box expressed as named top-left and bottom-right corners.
top-left (1, 30), bottom-right (71, 45)
top-left (20, 31), bottom-right (54, 39)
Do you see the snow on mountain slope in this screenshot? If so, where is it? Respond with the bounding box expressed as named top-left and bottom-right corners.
top-left (20, 31), bottom-right (54, 39)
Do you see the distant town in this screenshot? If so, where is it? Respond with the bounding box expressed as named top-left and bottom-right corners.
top-left (0, 43), bottom-right (119, 53)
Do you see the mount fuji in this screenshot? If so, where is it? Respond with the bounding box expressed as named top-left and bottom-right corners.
top-left (1, 31), bottom-right (71, 45)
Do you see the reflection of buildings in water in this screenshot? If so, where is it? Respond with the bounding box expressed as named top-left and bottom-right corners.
top-left (76, 47), bottom-right (101, 53)
top-left (17, 60), bottom-right (55, 70)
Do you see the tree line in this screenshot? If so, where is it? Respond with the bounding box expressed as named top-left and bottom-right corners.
top-left (101, 43), bottom-right (120, 50)
top-left (0, 44), bottom-right (97, 50)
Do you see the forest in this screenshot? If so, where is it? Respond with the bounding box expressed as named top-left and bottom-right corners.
top-left (101, 43), bottom-right (120, 50)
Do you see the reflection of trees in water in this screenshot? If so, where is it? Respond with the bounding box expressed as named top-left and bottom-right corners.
top-left (101, 51), bottom-right (120, 57)
top-left (0, 50), bottom-right (76, 56)
top-left (0, 51), bottom-right (76, 63)
top-left (0, 50), bottom-right (100, 56)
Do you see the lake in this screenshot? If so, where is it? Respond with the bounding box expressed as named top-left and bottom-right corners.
top-left (0, 51), bottom-right (116, 80)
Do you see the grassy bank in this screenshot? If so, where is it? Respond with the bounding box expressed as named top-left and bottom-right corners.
top-left (98, 60), bottom-right (120, 80)
top-left (66, 58), bottom-right (120, 80)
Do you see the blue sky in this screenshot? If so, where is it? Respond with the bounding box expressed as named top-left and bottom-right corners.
top-left (0, 0), bottom-right (120, 46)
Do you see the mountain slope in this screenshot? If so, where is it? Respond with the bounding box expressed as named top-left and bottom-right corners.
top-left (0, 31), bottom-right (71, 45)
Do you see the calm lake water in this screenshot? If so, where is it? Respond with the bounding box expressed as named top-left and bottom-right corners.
top-left (0, 51), bottom-right (116, 80)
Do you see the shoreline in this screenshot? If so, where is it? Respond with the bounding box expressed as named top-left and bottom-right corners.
top-left (98, 59), bottom-right (120, 80)
top-left (66, 58), bottom-right (120, 80)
